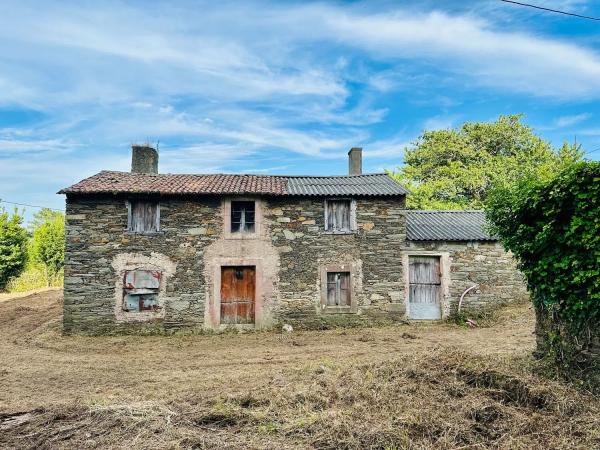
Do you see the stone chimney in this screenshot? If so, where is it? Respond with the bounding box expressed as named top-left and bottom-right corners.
top-left (131, 144), bottom-right (158, 174)
top-left (348, 147), bottom-right (362, 175)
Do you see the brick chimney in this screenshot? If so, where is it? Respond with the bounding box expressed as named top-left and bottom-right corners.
top-left (348, 147), bottom-right (362, 175)
top-left (131, 144), bottom-right (158, 174)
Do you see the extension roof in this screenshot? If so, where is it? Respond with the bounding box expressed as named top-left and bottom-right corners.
top-left (58, 171), bottom-right (409, 197)
top-left (406, 210), bottom-right (496, 241)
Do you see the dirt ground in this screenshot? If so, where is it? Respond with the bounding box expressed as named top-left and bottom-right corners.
top-left (1, 290), bottom-right (598, 449)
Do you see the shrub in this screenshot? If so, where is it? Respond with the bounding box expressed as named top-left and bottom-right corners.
top-left (486, 161), bottom-right (600, 381)
top-left (0, 208), bottom-right (28, 290)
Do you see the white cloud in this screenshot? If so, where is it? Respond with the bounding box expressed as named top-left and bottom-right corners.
top-left (554, 113), bottom-right (591, 128)
top-left (422, 115), bottom-right (458, 131)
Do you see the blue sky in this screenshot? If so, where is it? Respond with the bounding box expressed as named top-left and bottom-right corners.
top-left (1, 0), bottom-right (600, 221)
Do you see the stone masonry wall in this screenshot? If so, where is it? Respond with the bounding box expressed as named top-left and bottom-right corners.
top-left (64, 196), bottom-right (222, 334)
top-left (404, 240), bottom-right (529, 315)
top-left (63, 195), bottom-right (526, 334)
top-left (63, 195), bottom-right (406, 333)
top-left (265, 197), bottom-right (407, 328)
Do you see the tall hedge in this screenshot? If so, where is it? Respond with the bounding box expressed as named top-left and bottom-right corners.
top-left (486, 161), bottom-right (600, 377)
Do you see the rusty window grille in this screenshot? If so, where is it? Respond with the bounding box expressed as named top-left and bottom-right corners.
top-left (122, 270), bottom-right (161, 312)
top-left (231, 201), bottom-right (255, 233)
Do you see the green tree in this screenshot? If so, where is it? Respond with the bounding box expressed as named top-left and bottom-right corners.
top-left (29, 209), bottom-right (65, 285)
top-left (391, 115), bottom-right (582, 209)
top-left (0, 207), bottom-right (28, 290)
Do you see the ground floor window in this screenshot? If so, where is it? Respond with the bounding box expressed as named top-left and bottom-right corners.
top-left (320, 264), bottom-right (356, 312)
top-left (122, 269), bottom-right (161, 312)
top-left (326, 272), bottom-right (351, 306)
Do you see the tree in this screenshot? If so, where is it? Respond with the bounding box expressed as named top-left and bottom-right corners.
top-left (0, 208), bottom-right (28, 290)
top-left (485, 161), bottom-right (600, 383)
top-left (29, 209), bottom-right (65, 286)
top-left (391, 115), bottom-right (582, 209)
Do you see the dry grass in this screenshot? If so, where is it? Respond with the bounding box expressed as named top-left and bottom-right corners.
top-left (0, 291), bottom-right (598, 449)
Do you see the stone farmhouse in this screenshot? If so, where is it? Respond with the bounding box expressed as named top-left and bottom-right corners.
top-left (59, 145), bottom-right (527, 333)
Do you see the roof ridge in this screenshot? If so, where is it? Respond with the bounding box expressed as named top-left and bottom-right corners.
top-left (99, 170), bottom-right (389, 178)
top-left (406, 209), bottom-right (485, 213)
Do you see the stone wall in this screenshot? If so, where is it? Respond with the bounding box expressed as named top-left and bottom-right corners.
top-left (63, 195), bottom-right (407, 333)
top-left (404, 240), bottom-right (529, 316)
top-left (266, 197), bottom-right (407, 328)
top-left (63, 195), bottom-right (526, 334)
top-left (64, 196), bottom-right (224, 333)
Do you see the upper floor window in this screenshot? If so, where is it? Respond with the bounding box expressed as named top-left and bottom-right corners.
top-left (325, 199), bottom-right (356, 232)
top-left (231, 200), bottom-right (255, 233)
top-left (128, 201), bottom-right (159, 233)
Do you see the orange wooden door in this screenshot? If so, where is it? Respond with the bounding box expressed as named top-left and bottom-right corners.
top-left (220, 266), bottom-right (256, 324)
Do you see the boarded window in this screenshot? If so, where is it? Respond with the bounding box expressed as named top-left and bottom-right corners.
top-left (128, 201), bottom-right (159, 232)
top-left (326, 272), bottom-right (351, 306)
top-left (408, 256), bottom-right (441, 320)
top-left (325, 200), bottom-right (352, 232)
top-left (231, 201), bottom-right (255, 233)
top-left (122, 270), bottom-right (161, 312)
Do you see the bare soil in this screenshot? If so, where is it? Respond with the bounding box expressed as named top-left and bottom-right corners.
top-left (0, 290), bottom-right (598, 449)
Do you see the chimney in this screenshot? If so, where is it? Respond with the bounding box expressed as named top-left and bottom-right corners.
top-left (348, 147), bottom-right (362, 175)
top-left (131, 144), bottom-right (158, 174)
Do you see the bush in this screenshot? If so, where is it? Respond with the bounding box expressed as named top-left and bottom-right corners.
top-left (486, 161), bottom-right (600, 381)
top-left (0, 208), bottom-right (28, 290)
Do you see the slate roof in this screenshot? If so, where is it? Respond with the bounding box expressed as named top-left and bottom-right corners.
top-left (59, 171), bottom-right (409, 197)
top-left (406, 210), bottom-right (496, 241)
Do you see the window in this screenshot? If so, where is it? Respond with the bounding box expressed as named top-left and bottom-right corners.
top-left (325, 199), bottom-right (355, 232)
top-left (122, 270), bottom-right (161, 312)
top-left (326, 272), bottom-right (351, 306)
top-left (128, 201), bottom-right (159, 232)
top-left (231, 201), bottom-right (255, 233)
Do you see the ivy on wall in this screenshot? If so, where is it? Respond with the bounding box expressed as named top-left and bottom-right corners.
top-left (485, 161), bottom-right (600, 328)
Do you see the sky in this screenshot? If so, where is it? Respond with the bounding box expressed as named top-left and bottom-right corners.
top-left (1, 0), bottom-right (600, 222)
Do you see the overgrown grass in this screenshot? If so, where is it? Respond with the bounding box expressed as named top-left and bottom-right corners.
top-left (5, 264), bottom-right (63, 293)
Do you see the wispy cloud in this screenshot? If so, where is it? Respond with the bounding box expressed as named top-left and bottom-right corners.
top-left (553, 113), bottom-right (591, 128)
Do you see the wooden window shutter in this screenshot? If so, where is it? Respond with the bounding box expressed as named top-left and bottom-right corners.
top-left (129, 201), bottom-right (159, 232)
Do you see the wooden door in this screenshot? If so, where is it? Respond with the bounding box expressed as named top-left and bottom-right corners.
top-left (408, 256), bottom-right (442, 320)
top-left (220, 266), bottom-right (256, 324)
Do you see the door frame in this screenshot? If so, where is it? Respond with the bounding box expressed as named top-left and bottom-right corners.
top-left (402, 250), bottom-right (451, 320)
top-left (208, 258), bottom-right (264, 330)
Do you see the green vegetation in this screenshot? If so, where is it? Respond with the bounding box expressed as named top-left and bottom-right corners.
top-left (0, 208), bottom-right (28, 290)
top-left (0, 206), bottom-right (65, 293)
top-left (391, 114), bottom-right (581, 209)
top-left (485, 161), bottom-right (600, 383)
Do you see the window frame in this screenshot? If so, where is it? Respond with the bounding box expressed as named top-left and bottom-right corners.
top-left (126, 200), bottom-right (161, 234)
top-left (324, 198), bottom-right (357, 234)
top-left (223, 197), bottom-right (262, 240)
top-left (320, 263), bottom-right (357, 313)
top-left (230, 200), bottom-right (256, 234)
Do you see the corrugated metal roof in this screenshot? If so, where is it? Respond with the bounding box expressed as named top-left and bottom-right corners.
top-left (59, 171), bottom-right (409, 197)
top-left (287, 173), bottom-right (409, 196)
top-left (406, 210), bottom-right (496, 241)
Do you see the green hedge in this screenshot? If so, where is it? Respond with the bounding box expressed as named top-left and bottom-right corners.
top-left (486, 161), bottom-right (600, 327)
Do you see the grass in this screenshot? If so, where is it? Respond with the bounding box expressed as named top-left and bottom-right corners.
top-left (0, 290), bottom-right (598, 449)
top-left (5, 265), bottom-right (63, 293)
